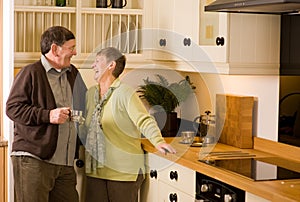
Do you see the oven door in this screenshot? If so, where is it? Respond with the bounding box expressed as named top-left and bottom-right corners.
top-left (196, 173), bottom-right (245, 202)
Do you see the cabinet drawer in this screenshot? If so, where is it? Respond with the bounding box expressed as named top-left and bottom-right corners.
top-left (158, 181), bottom-right (195, 202)
top-left (159, 157), bottom-right (195, 196)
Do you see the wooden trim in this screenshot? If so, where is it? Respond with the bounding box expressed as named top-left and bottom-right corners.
top-left (4, 146), bottom-right (7, 202)
top-left (0, 0), bottom-right (3, 138)
top-left (0, 146), bottom-right (7, 202)
top-left (0, 147), bottom-right (4, 202)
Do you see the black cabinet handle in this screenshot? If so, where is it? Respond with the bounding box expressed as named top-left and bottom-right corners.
top-left (183, 38), bottom-right (191, 46)
top-left (76, 159), bottom-right (84, 168)
top-left (159, 38), bottom-right (167, 46)
top-left (169, 193), bottom-right (178, 202)
top-left (216, 37), bottom-right (225, 46)
top-left (150, 170), bottom-right (157, 179)
top-left (170, 171), bottom-right (178, 180)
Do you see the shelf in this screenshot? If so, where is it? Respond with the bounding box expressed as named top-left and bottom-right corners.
top-left (14, 5), bottom-right (76, 12)
top-left (14, 1), bottom-right (145, 67)
top-left (81, 7), bottom-right (143, 14)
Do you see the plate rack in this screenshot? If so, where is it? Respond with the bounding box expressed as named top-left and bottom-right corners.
top-left (14, 3), bottom-right (143, 68)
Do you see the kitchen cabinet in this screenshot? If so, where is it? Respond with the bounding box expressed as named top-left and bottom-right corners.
top-left (151, 0), bottom-right (201, 62)
top-left (151, 0), bottom-right (281, 75)
top-left (14, 0), bottom-right (280, 75)
top-left (140, 153), bottom-right (159, 201)
top-left (151, 0), bottom-right (227, 63)
top-left (14, 0), bottom-right (148, 68)
top-left (158, 181), bottom-right (195, 202)
top-left (140, 153), bottom-right (196, 202)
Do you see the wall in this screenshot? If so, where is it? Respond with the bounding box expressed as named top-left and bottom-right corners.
top-left (80, 67), bottom-right (280, 141)
top-left (217, 74), bottom-right (279, 141)
top-left (79, 68), bottom-right (212, 122)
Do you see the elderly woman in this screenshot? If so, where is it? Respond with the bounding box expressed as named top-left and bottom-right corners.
top-left (82, 47), bottom-right (176, 202)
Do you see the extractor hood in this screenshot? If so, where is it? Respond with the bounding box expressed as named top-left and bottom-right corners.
top-left (205, 0), bottom-right (300, 14)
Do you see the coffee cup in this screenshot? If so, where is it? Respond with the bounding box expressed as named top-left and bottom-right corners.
top-left (180, 131), bottom-right (195, 144)
top-left (111, 0), bottom-right (127, 8)
top-left (202, 135), bottom-right (215, 147)
top-left (70, 110), bottom-right (85, 124)
top-left (96, 0), bottom-right (111, 8)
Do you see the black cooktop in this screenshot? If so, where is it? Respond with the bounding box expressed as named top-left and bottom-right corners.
top-left (199, 157), bottom-right (300, 181)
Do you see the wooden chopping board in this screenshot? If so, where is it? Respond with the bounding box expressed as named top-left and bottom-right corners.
top-left (216, 94), bottom-right (256, 148)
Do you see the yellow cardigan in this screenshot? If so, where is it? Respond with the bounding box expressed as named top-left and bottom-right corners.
top-left (83, 78), bottom-right (165, 181)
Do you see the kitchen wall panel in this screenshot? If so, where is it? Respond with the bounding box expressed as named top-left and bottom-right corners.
top-left (79, 68), bottom-right (212, 122)
top-left (218, 75), bottom-right (279, 141)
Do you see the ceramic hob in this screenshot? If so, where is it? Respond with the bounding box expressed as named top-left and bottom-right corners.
top-left (199, 157), bottom-right (300, 181)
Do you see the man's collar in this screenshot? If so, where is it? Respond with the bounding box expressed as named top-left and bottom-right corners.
top-left (41, 55), bottom-right (70, 73)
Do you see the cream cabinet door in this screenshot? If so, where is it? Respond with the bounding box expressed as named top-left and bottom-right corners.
top-left (141, 153), bottom-right (196, 202)
top-left (151, 0), bottom-right (199, 61)
top-left (150, 0), bottom-right (228, 71)
top-left (140, 153), bottom-right (160, 202)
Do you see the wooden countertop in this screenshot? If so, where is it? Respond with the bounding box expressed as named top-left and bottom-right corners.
top-left (142, 137), bottom-right (300, 202)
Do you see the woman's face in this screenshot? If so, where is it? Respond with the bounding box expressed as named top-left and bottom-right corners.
top-left (91, 55), bottom-right (110, 82)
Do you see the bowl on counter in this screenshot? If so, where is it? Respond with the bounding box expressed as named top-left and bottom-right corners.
top-left (180, 131), bottom-right (195, 144)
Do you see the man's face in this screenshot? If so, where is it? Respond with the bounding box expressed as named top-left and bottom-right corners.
top-left (56, 39), bottom-right (76, 69)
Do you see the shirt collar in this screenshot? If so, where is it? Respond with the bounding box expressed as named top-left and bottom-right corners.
top-left (96, 78), bottom-right (121, 92)
top-left (41, 55), bottom-right (70, 73)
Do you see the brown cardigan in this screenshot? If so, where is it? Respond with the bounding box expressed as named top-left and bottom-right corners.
top-left (6, 60), bottom-right (87, 159)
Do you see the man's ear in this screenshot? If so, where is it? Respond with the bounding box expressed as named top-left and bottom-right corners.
top-left (51, 43), bottom-right (59, 57)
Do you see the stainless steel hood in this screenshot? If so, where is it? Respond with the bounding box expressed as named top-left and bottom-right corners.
top-left (205, 0), bottom-right (300, 14)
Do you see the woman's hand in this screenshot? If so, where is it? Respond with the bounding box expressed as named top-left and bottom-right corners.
top-left (156, 143), bottom-right (176, 155)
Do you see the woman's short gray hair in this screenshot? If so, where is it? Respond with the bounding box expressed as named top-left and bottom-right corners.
top-left (97, 47), bottom-right (126, 78)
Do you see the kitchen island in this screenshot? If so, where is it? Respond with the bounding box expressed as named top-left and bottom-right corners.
top-left (141, 137), bottom-right (300, 202)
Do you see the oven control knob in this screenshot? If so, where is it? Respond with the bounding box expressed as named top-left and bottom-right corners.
top-left (200, 184), bottom-right (210, 192)
top-left (224, 194), bottom-right (233, 202)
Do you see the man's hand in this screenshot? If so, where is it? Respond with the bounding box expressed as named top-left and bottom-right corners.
top-left (50, 107), bottom-right (70, 124)
top-left (156, 143), bottom-right (176, 155)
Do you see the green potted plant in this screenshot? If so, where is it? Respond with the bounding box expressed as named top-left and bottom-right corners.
top-left (137, 74), bottom-right (196, 137)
